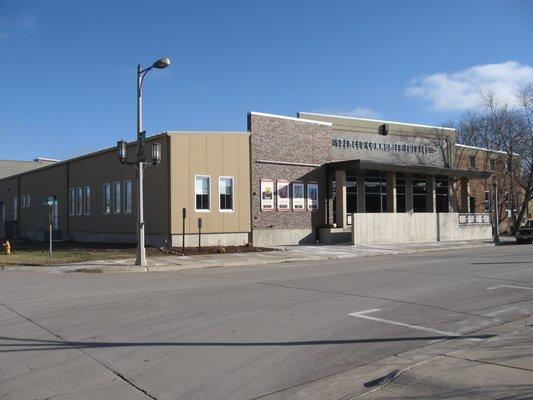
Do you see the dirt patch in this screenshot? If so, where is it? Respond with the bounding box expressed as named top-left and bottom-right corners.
top-left (167, 244), bottom-right (274, 256)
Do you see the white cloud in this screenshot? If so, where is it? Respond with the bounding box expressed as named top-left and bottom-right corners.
top-left (311, 106), bottom-right (381, 119)
top-left (406, 61), bottom-right (533, 111)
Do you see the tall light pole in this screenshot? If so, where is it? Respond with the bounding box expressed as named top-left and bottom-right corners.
top-left (492, 176), bottom-right (500, 244)
top-left (117, 57), bottom-right (170, 267)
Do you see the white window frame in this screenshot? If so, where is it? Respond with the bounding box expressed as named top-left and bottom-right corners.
top-left (103, 183), bottom-right (111, 215)
top-left (123, 180), bottom-right (132, 214)
top-left (195, 175), bottom-right (211, 212)
top-left (75, 187), bottom-right (82, 216)
top-left (219, 176), bottom-right (235, 212)
top-left (113, 181), bottom-right (121, 214)
top-left (69, 188), bottom-right (75, 216)
top-left (83, 186), bottom-right (91, 215)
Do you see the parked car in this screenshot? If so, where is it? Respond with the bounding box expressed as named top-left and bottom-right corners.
top-left (516, 220), bottom-right (533, 244)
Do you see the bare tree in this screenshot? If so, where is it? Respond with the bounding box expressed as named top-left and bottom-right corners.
top-left (456, 86), bottom-right (533, 234)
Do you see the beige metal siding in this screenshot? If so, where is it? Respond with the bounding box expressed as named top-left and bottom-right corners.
top-left (67, 136), bottom-right (169, 235)
top-left (169, 133), bottom-right (251, 235)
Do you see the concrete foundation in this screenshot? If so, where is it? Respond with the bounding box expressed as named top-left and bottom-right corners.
top-left (253, 229), bottom-right (315, 246)
top-left (170, 232), bottom-right (250, 247)
top-left (351, 212), bottom-right (491, 245)
top-left (318, 228), bottom-right (351, 244)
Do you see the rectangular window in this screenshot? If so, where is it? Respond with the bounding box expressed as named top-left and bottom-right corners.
top-left (124, 181), bottom-right (132, 213)
top-left (21, 195), bottom-right (26, 208)
top-left (195, 176), bottom-right (210, 211)
top-left (75, 187), bottom-right (82, 216)
top-left (219, 177), bottom-right (234, 211)
top-left (396, 175), bottom-right (406, 213)
top-left (435, 176), bottom-right (449, 213)
top-left (484, 191), bottom-right (490, 212)
top-left (469, 155), bottom-right (476, 169)
top-left (69, 188), bottom-right (75, 216)
top-left (26, 195), bottom-right (30, 208)
top-left (103, 183), bottom-right (111, 214)
top-left (469, 196), bottom-right (476, 213)
top-left (412, 177), bottom-right (427, 213)
top-left (83, 186), bottom-right (91, 215)
top-left (113, 182), bottom-right (121, 214)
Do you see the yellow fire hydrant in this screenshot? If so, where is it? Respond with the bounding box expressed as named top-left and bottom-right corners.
top-left (3, 240), bottom-right (11, 255)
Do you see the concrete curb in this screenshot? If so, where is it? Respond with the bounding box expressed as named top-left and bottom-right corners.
top-left (1, 241), bottom-right (494, 273)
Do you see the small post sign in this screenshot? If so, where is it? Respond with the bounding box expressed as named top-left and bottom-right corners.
top-left (42, 198), bottom-right (59, 261)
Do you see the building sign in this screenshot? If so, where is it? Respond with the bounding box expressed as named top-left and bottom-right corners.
top-left (332, 138), bottom-right (436, 155)
top-left (292, 182), bottom-right (305, 210)
top-left (260, 180), bottom-right (274, 211)
top-left (277, 180), bottom-right (290, 210)
top-left (331, 132), bottom-right (448, 167)
top-left (307, 182), bottom-right (319, 210)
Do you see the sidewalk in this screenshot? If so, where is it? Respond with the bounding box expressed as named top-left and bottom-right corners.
top-left (1, 239), bottom-right (498, 273)
top-left (359, 318), bottom-right (533, 399)
top-left (259, 316), bottom-right (533, 399)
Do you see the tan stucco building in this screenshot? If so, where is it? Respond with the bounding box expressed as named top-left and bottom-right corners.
top-left (1, 112), bottom-right (512, 247)
top-left (0, 132), bottom-right (250, 246)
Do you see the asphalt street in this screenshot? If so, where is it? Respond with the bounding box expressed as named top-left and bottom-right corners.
top-left (1, 244), bottom-right (532, 399)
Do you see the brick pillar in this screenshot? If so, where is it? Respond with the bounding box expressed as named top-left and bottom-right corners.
top-left (460, 177), bottom-right (469, 213)
top-left (335, 170), bottom-right (347, 227)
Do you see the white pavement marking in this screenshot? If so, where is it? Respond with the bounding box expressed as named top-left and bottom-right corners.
top-left (486, 285), bottom-right (533, 291)
top-left (349, 309), bottom-right (462, 337)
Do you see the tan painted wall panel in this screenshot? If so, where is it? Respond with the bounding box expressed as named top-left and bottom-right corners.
top-left (169, 133), bottom-right (251, 236)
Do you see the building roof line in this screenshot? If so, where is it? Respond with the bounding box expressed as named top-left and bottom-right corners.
top-left (0, 131), bottom-right (170, 184)
top-left (298, 112), bottom-right (456, 131)
top-left (455, 143), bottom-right (507, 155)
top-left (250, 111), bottom-right (333, 126)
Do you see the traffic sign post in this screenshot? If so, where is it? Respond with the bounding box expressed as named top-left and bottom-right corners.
top-left (42, 198), bottom-right (59, 262)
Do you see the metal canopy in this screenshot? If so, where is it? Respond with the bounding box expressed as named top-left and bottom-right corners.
top-left (328, 159), bottom-right (492, 179)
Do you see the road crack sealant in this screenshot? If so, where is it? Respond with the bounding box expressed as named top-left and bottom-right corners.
top-left (0, 301), bottom-right (159, 400)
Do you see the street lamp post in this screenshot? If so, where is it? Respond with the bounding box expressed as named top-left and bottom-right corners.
top-left (117, 57), bottom-right (170, 267)
top-left (492, 177), bottom-right (500, 244)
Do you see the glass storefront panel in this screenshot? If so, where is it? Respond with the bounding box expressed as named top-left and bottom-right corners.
top-left (396, 174), bottom-right (406, 213)
top-left (346, 176), bottom-right (357, 213)
top-left (435, 175), bottom-right (449, 212)
top-left (365, 171), bottom-right (387, 213)
top-left (412, 177), bottom-right (427, 212)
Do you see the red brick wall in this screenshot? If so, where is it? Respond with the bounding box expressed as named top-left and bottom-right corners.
top-left (249, 114), bottom-right (332, 231)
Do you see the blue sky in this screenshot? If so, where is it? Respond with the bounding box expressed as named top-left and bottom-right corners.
top-left (1, 0), bottom-right (532, 161)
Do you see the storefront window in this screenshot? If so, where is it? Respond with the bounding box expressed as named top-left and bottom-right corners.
top-left (435, 176), bottom-right (449, 212)
top-left (396, 174), bottom-right (406, 213)
top-left (365, 171), bottom-right (387, 213)
top-left (346, 174), bottom-right (357, 214)
top-left (412, 177), bottom-right (427, 212)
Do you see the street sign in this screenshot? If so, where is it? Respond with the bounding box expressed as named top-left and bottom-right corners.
top-left (42, 200), bottom-right (59, 206)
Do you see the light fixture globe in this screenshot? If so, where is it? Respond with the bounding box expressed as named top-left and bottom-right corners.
top-left (117, 140), bottom-right (127, 163)
top-left (152, 58), bottom-right (171, 69)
